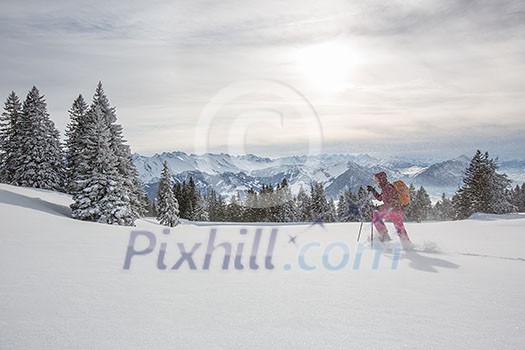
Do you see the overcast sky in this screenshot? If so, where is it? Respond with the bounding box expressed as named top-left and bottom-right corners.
top-left (1, 0), bottom-right (524, 160)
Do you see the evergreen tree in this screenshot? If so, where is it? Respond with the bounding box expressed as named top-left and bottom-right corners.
top-left (70, 105), bottom-right (132, 225)
top-left (172, 176), bottom-right (208, 221)
top-left (433, 193), bottom-right (455, 221)
top-left (336, 190), bottom-right (356, 222)
top-left (142, 195), bottom-right (157, 217)
top-left (454, 151), bottom-right (482, 219)
top-left (173, 181), bottom-right (187, 218)
top-left (296, 185), bottom-right (312, 221)
top-left (327, 198), bottom-right (337, 222)
top-left (357, 186), bottom-right (374, 222)
top-left (404, 186), bottom-right (432, 222)
top-left (310, 182), bottom-right (329, 221)
top-left (216, 193), bottom-right (227, 221)
top-left (186, 177), bottom-right (204, 220)
top-left (126, 152), bottom-right (149, 219)
top-left (193, 193), bottom-right (209, 221)
top-left (510, 184), bottom-right (525, 212)
top-left (404, 184), bottom-right (418, 221)
top-left (244, 188), bottom-right (260, 222)
top-left (486, 161), bottom-right (515, 215)
top-left (0, 92), bottom-right (23, 183)
top-left (225, 192), bottom-right (244, 222)
top-left (90, 82), bottom-right (146, 221)
top-left (414, 186), bottom-right (432, 222)
top-left (452, 191), bottom-right (471, 221)
top-left (337, 188), bottom-right (371, 222)
top-left (258, 184), bottom-right (275, 222)
top-left (516, 183), bottom-right (525, 212)
top-left (64, 94), bottom-right (89, 193)
top-left (11, 87), bottom-right (65, 191)
top-left (69, 83), bottom-right (145, 225)
top-left (454, 150), bottom-right (515, 219)
top-left (277, 178), bottom-right (296, 222)
top-left (155, 162), bottom-right (180, 227)
top-left (207, 189), bottom-right (226, 222)
top-left (336, 195), bottom-right (347, 222)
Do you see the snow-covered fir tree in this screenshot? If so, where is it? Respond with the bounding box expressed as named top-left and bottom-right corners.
top-left (276, 178), bottom-right (297, 222)
top-left (310, 182), bottom-right (330, 221)
top-left (327, 198), bottom-right (337, 222)
top-left (11, 87), bottom-right (65, 191)
top-left (244, 188), bottom-right (259, 222)
top-left (258, 184), bottom-right (276, 222)
top-left (296, 185), bottom-right (312, 221)
top-left (155, 162), bottom-right (180, 227)
top-left (90, 82), bottom-right (146, 221)
top-left (206, 189), bottom-right (226, 222)
top-left (225, 192), bottom-right (244, 222)
top-left (336, 195), bottom-right (347, 221)
top-left (70, 83), bottom-right (146, 226)
top-left (336, 189), bottom-right (354, 222)
top-left (64, 94), bottom-right (89, 193)
top-left (510, 184), bottom-right (525, 212)
top-left (413, 186), bottom-right (432, 222)
top-left (357, 186), bottom-right (374, 221)
top-left (187, 177), bottom-right (208, 221)
top-left (337, 187), bottom-right (374, 222)
top-left (433, 193), bottom-right (455, 221)
top-left (268, 184), bottom-right (282, 222)
top-left (173, 176), bottom-right (207, 221)
top-left (454, 150), bottom-right (515, 219)
top-left (0, 92), bottom-right (23, 183)
top-left (70, 104), bottom-right (133, 225)
top-left (404, 185), bottom-right (432, 222)
top-left (173, 181), bottom-right (188, 218)
top-left (198, 196), bottom-right (210, 221)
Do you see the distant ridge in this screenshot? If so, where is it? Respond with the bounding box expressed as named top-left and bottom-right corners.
top-left (133, 151), bottom-right (525, 200)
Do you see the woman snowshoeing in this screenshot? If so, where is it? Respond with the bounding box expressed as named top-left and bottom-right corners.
top-left (367, 171), bottom-right (411, 246)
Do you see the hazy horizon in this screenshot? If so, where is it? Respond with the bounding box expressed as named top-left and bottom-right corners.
top-left (1, 0), bottom-right (524, 160)
top-left (133, 148), bottom-right (523, 164)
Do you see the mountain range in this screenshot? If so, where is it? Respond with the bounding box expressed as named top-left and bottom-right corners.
top-left (132, 152), bottom-right (525, 201)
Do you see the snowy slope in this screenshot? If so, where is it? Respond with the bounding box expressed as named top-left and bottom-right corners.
top-left (1, 184), bottom-right (524, 350)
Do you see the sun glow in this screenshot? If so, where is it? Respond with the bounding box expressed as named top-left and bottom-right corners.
top-left (297, 41), bottom-right (355, 93)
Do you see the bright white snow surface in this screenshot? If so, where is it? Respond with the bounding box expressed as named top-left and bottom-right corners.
top-left (1, 183), bottom-right (524, 350)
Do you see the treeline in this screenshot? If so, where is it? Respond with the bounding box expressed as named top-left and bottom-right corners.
top-left (155, 150), bottom-right (524, 225)
top-left (155, 162), bottom-right (465, 224)
top-left (0, 84), bottom-right (150, 226)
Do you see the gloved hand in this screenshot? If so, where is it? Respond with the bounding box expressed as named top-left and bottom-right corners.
top-left (367, 185), bottom-right (375, 192)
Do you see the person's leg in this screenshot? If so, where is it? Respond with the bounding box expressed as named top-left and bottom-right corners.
top-left (372, 209), bottom-right (392, 241)
top-left (389, 210), bottom-right (410, 241)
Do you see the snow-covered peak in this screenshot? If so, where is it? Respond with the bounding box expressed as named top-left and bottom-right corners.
top-left (133, 151), bottom-right (525, 200)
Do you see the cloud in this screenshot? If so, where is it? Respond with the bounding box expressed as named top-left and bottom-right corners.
top-left (0, 0), bottom-right (523, 160)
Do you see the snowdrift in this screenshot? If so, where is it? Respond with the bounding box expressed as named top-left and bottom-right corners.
top-left (1, 184), bottom-right (524, 349)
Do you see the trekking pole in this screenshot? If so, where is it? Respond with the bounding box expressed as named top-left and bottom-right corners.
top-left (355, 197), bottom-right (367, 242)
top-left (370, 221), bottom-right (374, 248)
top-left (366, 190), bottom-right (374, 247)
top-left (357, 220), bottom-right (364, 242)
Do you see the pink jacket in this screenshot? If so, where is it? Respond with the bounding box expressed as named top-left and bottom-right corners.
top-left (371, 172), bottom-right (400, 210)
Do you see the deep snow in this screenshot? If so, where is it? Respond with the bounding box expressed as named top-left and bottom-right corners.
top-left (1, 183), bottom-right (524, 349)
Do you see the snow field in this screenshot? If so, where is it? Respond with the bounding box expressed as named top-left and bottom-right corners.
top-left (1, 184), bottom-right (524, 349)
